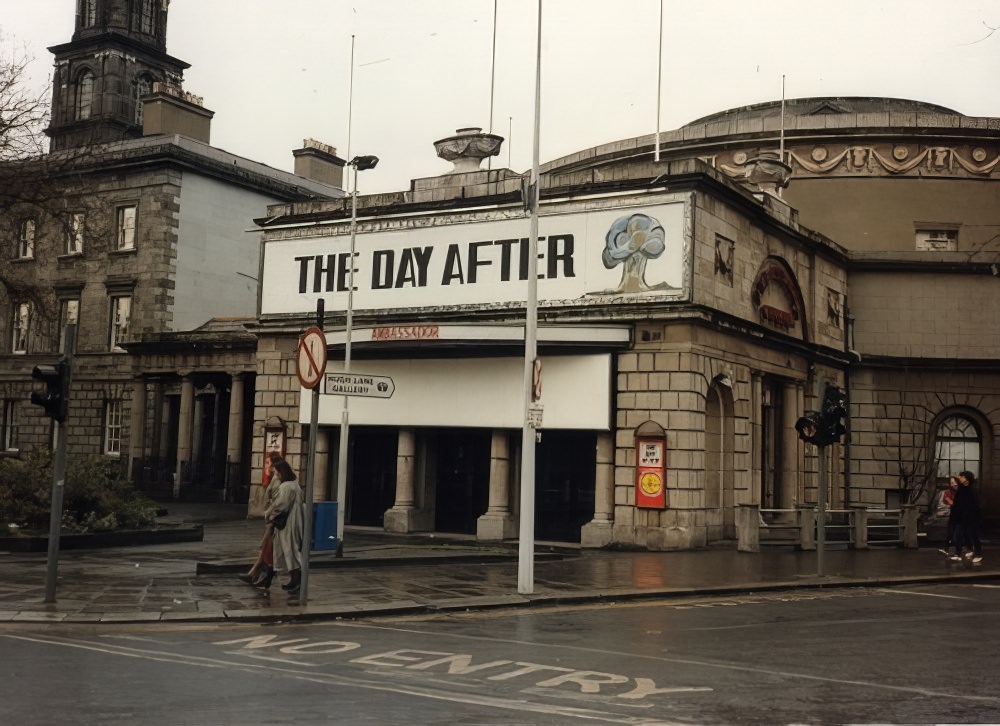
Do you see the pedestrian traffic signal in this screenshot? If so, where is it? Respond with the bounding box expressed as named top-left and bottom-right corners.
top-left (30, 362), bottom-right (69, 422)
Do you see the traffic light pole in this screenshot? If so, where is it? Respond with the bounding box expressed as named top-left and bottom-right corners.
top-left (817, 442), bottom-right (827, 577)
top-left (44, 325), bottom-right (75, 603)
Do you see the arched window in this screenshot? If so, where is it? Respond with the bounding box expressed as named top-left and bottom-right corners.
top-left (80, 0), bottom-right (98, 28)
top-left (935, 415), bottom-right (981, 480)
top-left (77, 70), bottom-right (95, 120)
top-left (137, 0), bottom-right (156, 35)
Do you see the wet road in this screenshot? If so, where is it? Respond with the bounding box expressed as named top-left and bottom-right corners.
top-left (5, 581), bottom-right (1000, 724)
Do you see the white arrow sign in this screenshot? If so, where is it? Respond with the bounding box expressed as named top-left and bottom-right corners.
top-left (324, 372), bottom-right (395, 398)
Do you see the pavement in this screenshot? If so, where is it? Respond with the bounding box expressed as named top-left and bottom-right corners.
top-left (1, 503), bottom-right (996, 624)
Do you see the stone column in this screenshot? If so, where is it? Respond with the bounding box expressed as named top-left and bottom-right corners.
top-left (476, 430), bottom-right (516, 541)
top-left (384, 428), bottom-right (418, 533)
top-left (313, 428), bottom-right (332, 501)
top-left (175, 374), bottom-right (194, 498)
top-left (581, 431), bottom-right (615, 547)
top-left (225, 374), bottom-right (244, 471)
top-left (750, 372), bottom-right (763, 505)
top-left (191, 392), bottom-right (205, 472)
top-left (780, 380), bottom-right (801, 509)
top-left (128, 378), bottom-right (146, 481)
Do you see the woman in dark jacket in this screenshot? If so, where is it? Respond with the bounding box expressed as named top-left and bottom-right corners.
top-left (951, 471), bottom-right (983, 564)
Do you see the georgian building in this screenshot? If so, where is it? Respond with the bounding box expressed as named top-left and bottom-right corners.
top-left (0, 0), bottom-right (341, 501)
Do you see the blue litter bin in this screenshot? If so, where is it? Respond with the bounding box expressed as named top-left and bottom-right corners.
top-left (312, 502), bottom-right (340, 551)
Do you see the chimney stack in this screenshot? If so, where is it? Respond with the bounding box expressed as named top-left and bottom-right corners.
top-left (292, 139), bottom-right (346, 188)
top-left (141, 82), bottom-right (214, 143)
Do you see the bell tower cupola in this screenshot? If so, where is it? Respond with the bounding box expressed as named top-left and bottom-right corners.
top-left (46, 0), bottom-right (191, 150)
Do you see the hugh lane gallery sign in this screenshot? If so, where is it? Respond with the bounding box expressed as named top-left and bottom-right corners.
top-left (260, 200), bottom-right (690, 315)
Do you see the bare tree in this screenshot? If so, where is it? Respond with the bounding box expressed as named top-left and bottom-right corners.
top-left (0, 35), bottom-right (120, 347)
top-left (0, 34), bottom-right (47, 162)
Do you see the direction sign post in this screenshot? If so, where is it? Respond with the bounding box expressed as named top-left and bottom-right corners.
top-left (324, 372), bottom-right (395, 398)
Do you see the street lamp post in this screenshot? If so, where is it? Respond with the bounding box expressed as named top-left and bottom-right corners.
top-left (334, 154), bottom-right (379, 551)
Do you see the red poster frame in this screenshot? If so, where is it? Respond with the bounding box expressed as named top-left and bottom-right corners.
top-left (263, 426), bottom-right (286, 488)
top-left (635, 436), bottom-right (667, 509)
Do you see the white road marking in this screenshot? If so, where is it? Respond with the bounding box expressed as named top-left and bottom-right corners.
top-left (0, 633), bottom-right (686, 725)
top-left (334, 619), bottom-right (1000, 705)
top-left (873, 588), bottom-right (973, 600)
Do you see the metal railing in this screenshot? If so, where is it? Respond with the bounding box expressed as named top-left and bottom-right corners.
top-left (739, 504), bottom-right (918, 551)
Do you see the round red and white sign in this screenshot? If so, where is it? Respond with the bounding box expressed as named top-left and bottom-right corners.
top-left (296, 326), bottom-right (328, 389)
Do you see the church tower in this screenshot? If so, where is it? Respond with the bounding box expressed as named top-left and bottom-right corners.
top-left (46, 0), bottom-right (190, 150)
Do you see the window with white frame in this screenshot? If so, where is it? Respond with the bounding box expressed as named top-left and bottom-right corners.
top-left (77, 70), bottom-right (94, 121)
top-left (18, 219), bottom-right (35, 258)
top-left (2, 400), bottom-right (18, 451)
top-left (109, 295), bottom-right (131, 351)
top-left (12, 301), bottom-right (31, 354)
top-left (116, 205), bottom-right (137, 250)
top-left (104, 400), bottom-right (123, 456)
top-left (915, 227), bottom-right (959, 251)
top-left (935, 414), bottom-right (981, 481)
top-left (59, 298), bottom-right (80, 353)
top-left (66, 212), bottom-right (85, 255)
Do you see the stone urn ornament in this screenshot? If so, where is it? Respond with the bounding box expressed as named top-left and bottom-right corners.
top-left (434, 127), bottom-right (504, 173)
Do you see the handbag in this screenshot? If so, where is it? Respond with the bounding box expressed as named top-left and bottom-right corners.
top-left (271, 510), bottom-right (290, 530)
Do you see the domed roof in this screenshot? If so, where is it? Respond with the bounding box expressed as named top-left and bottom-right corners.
top-left (686, 96), bottom-right (961, 127)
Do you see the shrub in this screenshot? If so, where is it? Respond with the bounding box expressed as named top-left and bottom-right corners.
top-left (0, 450), bottom-right (157, 533)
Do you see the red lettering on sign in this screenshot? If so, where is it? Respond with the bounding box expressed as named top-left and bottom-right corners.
top-left (371, 326), bottom-right (440, 341)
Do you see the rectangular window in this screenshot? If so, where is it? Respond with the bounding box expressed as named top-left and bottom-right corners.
top-left (116, 205), bottom-right (137, 250)
top-left (2, 401), bottom-right (18, 451)
top-left (915, 227), bottom-right (958, 251)
top-left (59, 298), bottom-right (80, 353)
top-left (12, 301), bottom-right (31, 354)
top-left (66, 212), bottom-right (85, 255)
top-left (18, 219), bottom-right (35, 258)
top-left (109, 295), bottom-right (131, 351)
top-left (104, 400), bottom-right (123, 456)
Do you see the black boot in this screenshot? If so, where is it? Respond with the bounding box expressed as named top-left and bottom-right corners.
top-left (282, 569), bottom-right (301, 593)
top-left (254, 565), bottom-right (276, 589)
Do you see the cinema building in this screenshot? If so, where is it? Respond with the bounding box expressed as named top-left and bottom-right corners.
top-left (251, 117), bottom-right (858, 549)
top-left (252, 96), bottom-right (1000, 549)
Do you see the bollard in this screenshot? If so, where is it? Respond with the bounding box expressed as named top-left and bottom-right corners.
top-left (736, 504), bottom-right (760, 553)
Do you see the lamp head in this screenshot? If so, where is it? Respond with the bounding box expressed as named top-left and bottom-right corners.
top-left (350, 155), bottom-right (379, 171)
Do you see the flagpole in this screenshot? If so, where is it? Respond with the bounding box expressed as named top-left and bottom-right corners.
top-left (655, 0), bottom-right (663, 162)
top-left (518, 0), bottom-right (542, 596)
top-left (487, 0), bottom-right (498, 170)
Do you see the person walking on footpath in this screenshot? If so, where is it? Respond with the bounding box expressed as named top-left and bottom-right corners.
top-left (940, 475), bottom-right (960, 561)
top-left (954, 470), bottom-right (984, 564)
top-left (238, 455), bottom-right (280, 589)
top-left (265, 456), bottom-right (305, 593)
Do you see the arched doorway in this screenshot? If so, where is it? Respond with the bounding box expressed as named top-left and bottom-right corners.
top-left (707, 376), bottom-right (736, 539)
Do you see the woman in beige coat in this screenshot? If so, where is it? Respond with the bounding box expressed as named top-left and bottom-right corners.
top-left (265, 456), bottom-right (304, 593)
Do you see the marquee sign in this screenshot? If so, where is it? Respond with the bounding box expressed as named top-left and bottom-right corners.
top-left (260, 202), bottom-right (690, 315)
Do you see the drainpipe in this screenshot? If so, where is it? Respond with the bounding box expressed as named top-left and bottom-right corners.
top-left (843, 305), bottom-right (856, 506)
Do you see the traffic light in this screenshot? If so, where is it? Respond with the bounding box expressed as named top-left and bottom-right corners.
top-left (30, 362), bottom-right (69, 422)
top-left (795, 411), bottom-right (823, 445)
top-left (796, 384), bottom-right (848, 447)
top-left (819, 384), bottom-right (847, 444)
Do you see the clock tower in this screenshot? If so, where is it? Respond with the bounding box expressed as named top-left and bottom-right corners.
top-left (46, 0), bottom-right (190, 151)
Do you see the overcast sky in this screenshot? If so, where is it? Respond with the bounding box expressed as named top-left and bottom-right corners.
top-left (3, 1), bottom-right (1000, 193)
